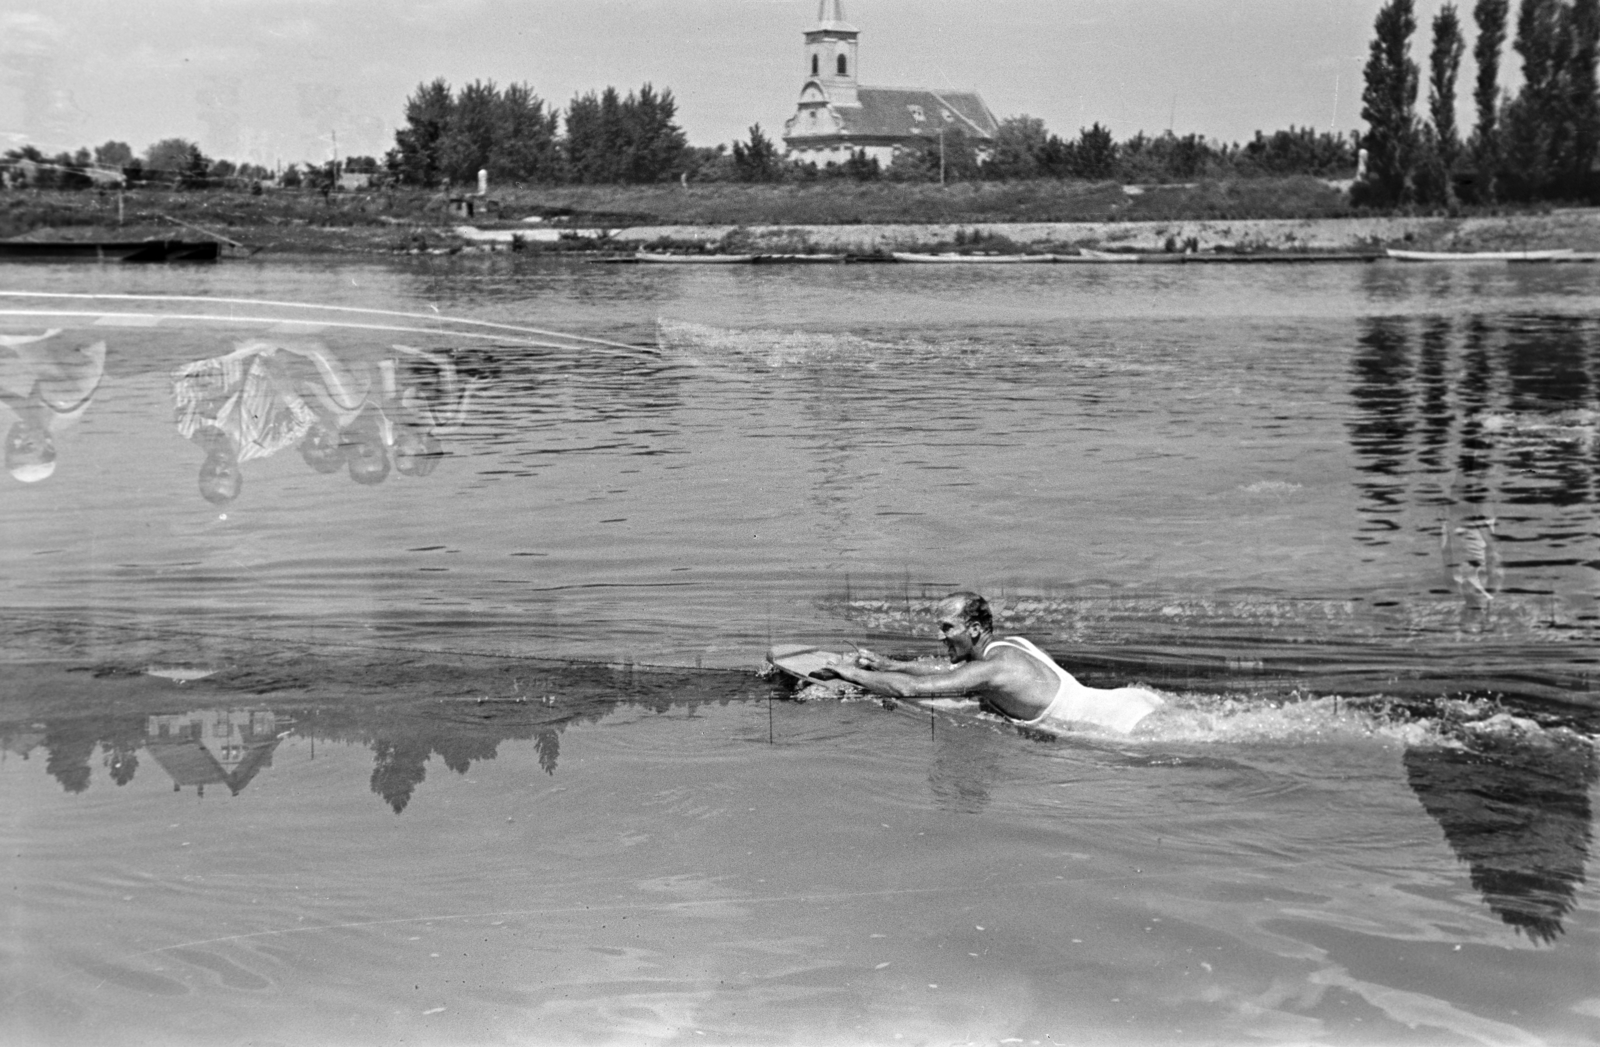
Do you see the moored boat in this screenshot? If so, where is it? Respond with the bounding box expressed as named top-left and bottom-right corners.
top-left (0, 240), bottom-right (221, 263)
top-left (1386, 247), bottom-right (1577, 262)
top-left (890, 251), bottom-right (1050, 263)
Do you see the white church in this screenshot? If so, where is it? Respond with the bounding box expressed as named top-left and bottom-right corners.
top-left (781, 0), bottom-right (999, 167)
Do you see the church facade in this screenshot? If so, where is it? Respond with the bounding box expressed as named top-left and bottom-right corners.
top-left (781, 1), bottom-right (998, 168)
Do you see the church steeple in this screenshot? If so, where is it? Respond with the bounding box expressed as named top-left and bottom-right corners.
top-left (817, 0), bottom-right (855, 30)
top-left (805, 0), bottom-right (859, 106)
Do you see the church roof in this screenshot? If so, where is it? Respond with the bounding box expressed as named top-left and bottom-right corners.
top-left (835, 88), bottom-right (999, 141)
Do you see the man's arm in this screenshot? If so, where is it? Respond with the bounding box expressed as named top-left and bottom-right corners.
top-left (851, 648), bottom-right (951, 676)
top-left (824, 658), bottom-right (1001, 699)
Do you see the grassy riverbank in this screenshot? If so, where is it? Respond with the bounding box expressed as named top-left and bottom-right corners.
top-left (1, 177), bottom-right (1591, 256)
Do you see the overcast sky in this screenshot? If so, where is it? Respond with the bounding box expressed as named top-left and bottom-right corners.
top-left (1, 0), bottom-right (1508, 166)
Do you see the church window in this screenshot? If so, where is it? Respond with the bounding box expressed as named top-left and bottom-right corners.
top-left (837, 54), bottom-right (848, 75)
top-left (812, 54), bottom-right (819, 76)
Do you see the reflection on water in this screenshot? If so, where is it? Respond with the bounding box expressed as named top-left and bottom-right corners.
top-left (0, 329), bottom-right (105, 484)
top-left (1405, 720), bottom-right (1598, 944)
top-left (6, 657), bottom-right (1594, 948)
top-left (1349, 313), bottom-right (1599, 635)
top-left (2, 657), bottom-right (763, 811)
top-left (145, 708), bottom-right (283, 796)
top-left (170, 339), bottom-right (500, 503)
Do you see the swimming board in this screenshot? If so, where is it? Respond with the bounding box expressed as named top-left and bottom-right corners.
top-left (765, 643), bottom-right (995, 728)
top-left (765, 643), bottom-right (847, 685)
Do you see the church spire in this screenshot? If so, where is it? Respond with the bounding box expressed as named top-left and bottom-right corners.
top-left (817, 0), bottom-right (855, 31)
top-left (804, 0), bottom-right (859, 105)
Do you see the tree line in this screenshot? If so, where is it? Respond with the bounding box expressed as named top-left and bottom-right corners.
top-left (1359, 0), bottom-right (1600, 206)
top-left (704, 119), bottom-right (1357, 185)
top-left (2, 139), bottom-right (284, 190)
top-left (388, 78), bottom-right (686, 186)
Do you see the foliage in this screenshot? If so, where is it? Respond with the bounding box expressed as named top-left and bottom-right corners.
top-left (1358, 0), bottom-right (1421, 206)
top-left (1068, 123), bottom-right (1119, 179)
top-left (1239, 127), bottom-right (1358, 176)
top-left (731, 124), bottom-right (783, 182)
top-left (1430, 5), bottom-right (1468, 168)
top-left (1420, 3), bottom-right (1467, 205)
top-left (390, 78), bottom-right (560, 187)
top-left (391, 78), bottom-right (452, 187)
top-left (1471, 0), bottom-right (1511, 200)
top-left (144, 138), bottom-right (206, 176)
top-left (565, 83), bottom-right (687, 184)
top-left (837, 148), bottom-right (882, 181)
top-left (984, 115), bottom-right (1049, 179)
top-left (93, 141), bottom-right (133, 168)
top-left (1497, 0), bottom-right (1600, 199)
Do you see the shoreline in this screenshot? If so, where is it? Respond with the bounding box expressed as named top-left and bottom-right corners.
top-left (6, 203), bottom-right (1600, 260)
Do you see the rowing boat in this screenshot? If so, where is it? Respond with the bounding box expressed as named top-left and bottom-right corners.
top-left (890, 252), bottom-right (1050, 263)
top-left (1386, 248), bottom-right (1576, 262)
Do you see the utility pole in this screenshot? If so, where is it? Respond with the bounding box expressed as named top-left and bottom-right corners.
top-left (939, 126), bottom-right (946, 185)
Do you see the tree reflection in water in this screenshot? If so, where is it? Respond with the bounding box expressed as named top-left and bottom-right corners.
top-left (1405, 724), bottom-right (1598, 944)
top-left (2, 658), bottom-right (759, 813)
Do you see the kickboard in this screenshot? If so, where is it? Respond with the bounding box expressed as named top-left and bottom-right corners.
top-left (765, 643), bottom-right (846, 684)
top-left (766, 643), bottom-right (997, 726)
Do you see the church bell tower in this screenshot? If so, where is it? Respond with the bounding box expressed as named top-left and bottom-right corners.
top-left (805, 0), bottom-right (860, 107)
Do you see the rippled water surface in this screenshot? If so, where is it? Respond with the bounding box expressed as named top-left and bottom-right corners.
top-left (2, 257), bottom-right (1598, 1046)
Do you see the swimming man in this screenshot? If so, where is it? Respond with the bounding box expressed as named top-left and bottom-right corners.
top-left (820, 591), bottom-right (1162, 734)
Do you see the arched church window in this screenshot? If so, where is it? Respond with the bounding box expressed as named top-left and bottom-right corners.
top-left (837, 54), bottom-right (848, 76)
top-left (812, 55), bottom-right (819, 76)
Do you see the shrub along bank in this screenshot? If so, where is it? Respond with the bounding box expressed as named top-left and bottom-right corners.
top-left (0, 177), bottom-right (1586, 255)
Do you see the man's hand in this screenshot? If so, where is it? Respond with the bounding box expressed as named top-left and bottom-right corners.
top-left (851, 647), bottom-right (891, 671)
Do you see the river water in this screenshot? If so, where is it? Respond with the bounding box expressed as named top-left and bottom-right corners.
top-left (1, 257), bottom-right (1597, 1046)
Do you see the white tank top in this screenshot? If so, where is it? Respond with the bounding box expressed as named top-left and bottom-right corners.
top-left (985, 636), bottom-right (1161, 734)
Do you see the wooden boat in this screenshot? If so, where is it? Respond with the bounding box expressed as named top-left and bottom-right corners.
top-left (635, 252), bottom-right (754, 264)
top-left (0, 239), bottom-right (221, 262)
top-left (890, 251), bottom-right (1051, 263)
top-left (1386, 247), bottom-right (1576, 262)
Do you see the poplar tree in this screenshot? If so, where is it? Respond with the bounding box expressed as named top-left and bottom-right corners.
top-left (1566, 0), bottom-right (1600, 196)
top-left (1360, 0), bottom-right (1421, 205)
top-left (1472, 0), bottom-right (1510, 200)
top-left (1421, 3), bottom-right (1467, 203)
top-left (1431, 5), bottom-right (1467, 166)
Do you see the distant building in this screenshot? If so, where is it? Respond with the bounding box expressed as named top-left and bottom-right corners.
top-left (781, 0), bottom-right (998, 168)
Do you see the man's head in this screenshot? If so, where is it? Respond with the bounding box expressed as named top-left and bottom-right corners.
top-left (299, 423), bottom-right (346, 474)
top-left (198, 451), bottom-right (242, 504)
top-left (6, 420), bottom-right (56, 483)
top-left (342, 413), bottom-right (390, 487)
top-left (934, 591), bottom-right (993, 662)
